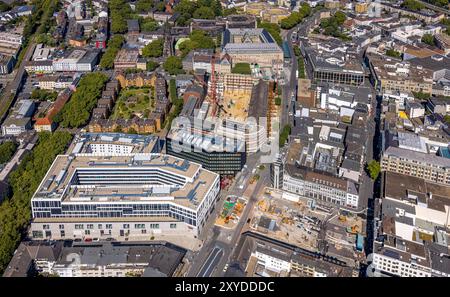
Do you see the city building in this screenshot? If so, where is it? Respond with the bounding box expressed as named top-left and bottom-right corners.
top-left (303, 38), bottom-right (365, 86)
top-left (235, 232), bottom-right (357, 277)
top-left (166, 128), bottom-right (246, 176)
top-left (281, 164), bottom-right (360, 209)
top-left (381, 146), bottom-right (450, 185)
top-left (34, 89), bottom-right (72, 132)
top-left (221, 28), bottom-right (283, 74)
top-left (114, 49), bottom-right (145, 70)
top-left (0, 32), bottom-right (22, 56)
top-left (0, 53), bottom-right (14, 74)
top-left (29, 134), bottom-right (220, 241)
top-left (367, 53), bottom-right (433, 94)
top-left (1, 100), bottom-right (35, 136)
top-left (3, 240), bottom-right (186, 277)
top-left (372, 172), bottom-right (450, 277)
top-left (52, 49), bottom-right (100, 72)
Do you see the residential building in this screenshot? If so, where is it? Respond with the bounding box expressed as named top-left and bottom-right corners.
top-left (372, 172), bottom-right (450, 277)
top-left (3, 240), bottom-right (186, 277)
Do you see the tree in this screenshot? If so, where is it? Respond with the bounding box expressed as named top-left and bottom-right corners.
top-left (366, 160), bottom-right (381, 180)
top-left (386, 49), bottom-right (401, 59)
top-left (99, 35), bottom-right (125, 69)
top-left (57, 73), bottom-right (109, 128)
top-left (193, 6), bottom-right (215, 19)
top-left (444, 115), bottom-right (450, 125)
top-left (140, 18), bottom-right (159, 32)
top-left (31, 89), bottom-right (58, 101)
top-left (0, 131), bottom-right (72, 274)
top-left (293, 45), bottom-right (301, 57)
top-left (279, 125), bottom-right (291, 148)
top-left (178, 30), bottom-right (215, 57)
top-left (169, 79), bottom-right (177, 102)
top-left (275, 97), bottom-right (281, 106)
top-left (155, 1), bottom-right (165, 12)
top-left (257, 21), bottom-right (282, 45)
top-left (401, 0), bottom-right (425, 11)
top-left (163, 56), bottom-right (184, 75)
top-left (0, 2), bottom-right (11, 12)
top-left (136, 0), bottom-right (153, 12)
top-left (223, 7), bottom-right (237, 17)
top-left (0, 141), bottom-right (17, 164)
top-left (421, 33), bottom-right (435, 46)
top-left (334, 11), bottom-right (346, 25)
top-left (146, 60), bottom-right (159, 71)
top-left (142, 38), bottom-right (164, 58)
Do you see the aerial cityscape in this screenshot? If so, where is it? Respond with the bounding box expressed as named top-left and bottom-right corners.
top-left (0, 0), bottom-right (449, 281)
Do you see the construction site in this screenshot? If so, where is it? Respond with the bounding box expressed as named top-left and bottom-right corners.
top-left (215, 195), bottom-right (247, 229)
top-left (248, 188), bottom-right (367, 265)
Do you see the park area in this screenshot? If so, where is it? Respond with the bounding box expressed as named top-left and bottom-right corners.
top-left (110, 87), bottom-right (155, 120)
top-left (215, 195), bottom-right (247, 229)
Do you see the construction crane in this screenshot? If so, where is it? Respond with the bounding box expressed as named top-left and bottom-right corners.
top-left (209, 54), bottom-right (218, 117)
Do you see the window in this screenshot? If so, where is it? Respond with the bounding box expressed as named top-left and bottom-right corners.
top-left (134, 224), bottom-right (145, 229)
top-left (59, 224), bottom-right (64, 230)
top-left (87, 224), bottom-right (94, 230)
top-left (150, 224), bottom-right (160, 229)
top-left (123, 224), bottom-right (130, 229)
top-left (32, 231), bottom-right (43, 238)
top-left (141, 229), bottom-right (147, 234)
top-left (170, 223), bottom-right (177, 229)
top-left (106, 224), bottom-right (113, 229)
top-left (98, 224), bottom-right (103, 229)
top-left (60, 230), bottom-right (65, 237)
top-left (85, 230), bottom-right (90, 235)
top-left (75, 224), bottom-right (84, 230)
top-left (43, 224), bottom-right (50, 230)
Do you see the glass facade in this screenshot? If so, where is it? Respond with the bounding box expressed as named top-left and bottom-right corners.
top-left (166, 138), bottom-right (246, 175)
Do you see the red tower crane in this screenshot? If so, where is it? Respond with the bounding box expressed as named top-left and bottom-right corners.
top-left (209, 54), bottom-right (218, 117)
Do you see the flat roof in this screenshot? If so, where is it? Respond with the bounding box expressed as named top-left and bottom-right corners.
top-left (32, 153), bottom-right (219, 211)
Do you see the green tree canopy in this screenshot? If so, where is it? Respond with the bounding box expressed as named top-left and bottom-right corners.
top-left (193, 6), bottom-right (215, 19)
top-left (421, 33), bottom-right (435, 46)
top-left (142, 38), bottom-right (164, 58)
top-left (31, 89), bottom-right (58, 101)
top-left (57, 73), bottom-right (109, 128)
top-left (136, 0), bottom-right (153, 12)
top-left (0, 131), bottom-right (72, 274)
top-left (401, 0), bottom-right (425, 11)
top-left (146, 60), bottom-right (159, 71)
top-left (0, 141), bottom-right (17, 164)
top-left (163, 56), bottom-right (184, 75)
top-left (99, 35), bottom-right (125, 69)
top-left (366, 160), bottom-right (381, 180)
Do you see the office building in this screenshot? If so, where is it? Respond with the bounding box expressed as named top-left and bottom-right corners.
top-left (166, 128), bottom-right (246, 175)
top-left (222, 28), bottom-right (283, 73)
top-left (282, 164), bottom-right (360, 209)
top-left (29, 134), bottom-right (220, 241)
top-left (381, 146), bottom-right (450, 185)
